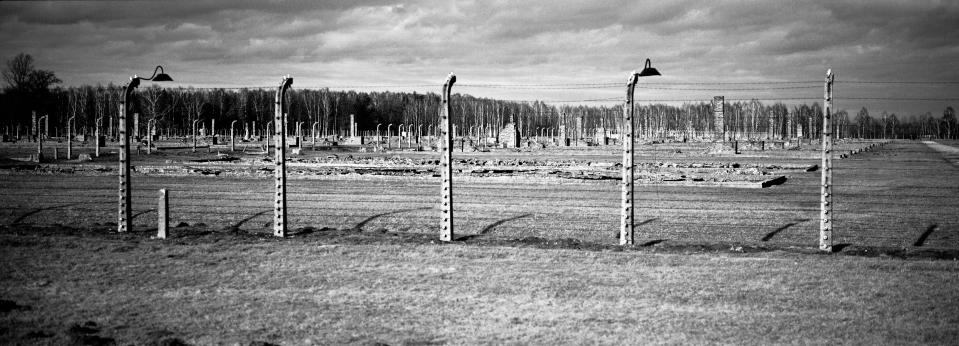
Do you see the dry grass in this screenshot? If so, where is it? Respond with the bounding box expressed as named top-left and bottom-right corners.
top-left (1, 227), bottom-right (958, 345)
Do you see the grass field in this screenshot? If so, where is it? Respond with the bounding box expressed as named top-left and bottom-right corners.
top-left (1, 226), bottom-right (958, 345)
top-left (1, 139), bottom-right (958, 344)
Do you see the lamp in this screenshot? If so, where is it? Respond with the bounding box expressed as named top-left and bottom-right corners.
top-left (637, 58), bottom-right (660, 77)
top-left (117, 65), bottom-right (173, 233)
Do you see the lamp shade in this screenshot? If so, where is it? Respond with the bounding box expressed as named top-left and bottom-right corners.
top-left (147, 65), bottom-right (173, 82)
top-left (637, 58), bottom-right (660, 77)
top-left (152, 73), bottom-right (174, 82)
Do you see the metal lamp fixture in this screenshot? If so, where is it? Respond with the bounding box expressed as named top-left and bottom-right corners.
top-left (637, 58), bottom-right (661, 77)
top-left (117, 65), bottom-right (173, 233)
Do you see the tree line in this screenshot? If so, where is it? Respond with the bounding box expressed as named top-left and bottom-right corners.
top-left (2, 53), bottom-right (957, 140)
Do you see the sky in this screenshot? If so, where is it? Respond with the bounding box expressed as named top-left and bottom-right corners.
top-left (1, 0), bottom-right (958, 117)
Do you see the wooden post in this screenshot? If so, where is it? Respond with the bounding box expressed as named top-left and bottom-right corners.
top-left (820, 69), bottom-right (835, 252)
top-left (621, 72), bottom-right (639, 245)
top-left (67, 116), bottom-right (75, 159)
top-left (274, 76), bottom-right (293, 237)
top-left (157, 189), bottom-right (168, 239)
top-left (439, 73), bottom-right (456, 242)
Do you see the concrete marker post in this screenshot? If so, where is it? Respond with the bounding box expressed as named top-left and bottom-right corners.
top-left (157, 189), bottom-right (168, 239)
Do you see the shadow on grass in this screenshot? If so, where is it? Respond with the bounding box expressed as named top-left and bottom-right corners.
top-left (610, 218), bottom-right (659, 241)
top-left (354, 207), bottom-right (432, 231)
top-left (914, 224), bottom-right (937, 247)
top-left (641, 239), bottom-right (666, 247)
top-left (457, 213), bottom-right (533, 241)
top-left (762, 219), bottom-right (810, 242)
top-left (832, 243), bottom-right (852, 252)
top-left (11, 203), bottom-right (79, 225)
top-left (131, 209), bottom-right (154, 221)
top-left (228, 210), bottom-right (270, 231)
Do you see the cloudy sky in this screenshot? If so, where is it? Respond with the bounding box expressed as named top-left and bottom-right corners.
top-left (1, 0), bottom-right (957, 116)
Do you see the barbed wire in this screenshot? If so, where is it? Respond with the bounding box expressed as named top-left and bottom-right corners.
top-left (636, 85), bottom-right (820, 91)
top-left (155, 79), bottom-right (959, 91)
top-left (837, 81), bottom-right (959, 85)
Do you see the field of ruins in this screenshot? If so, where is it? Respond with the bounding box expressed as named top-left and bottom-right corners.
top-left (1, 133), bottom-right (958, 344)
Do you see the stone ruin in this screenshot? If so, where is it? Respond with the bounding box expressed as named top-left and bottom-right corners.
top-left (498, 117), bottom-right (520, 148)
top-left (594, 127), bottom-right (608, 145)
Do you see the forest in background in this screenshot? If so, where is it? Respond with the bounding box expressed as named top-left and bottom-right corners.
top-left (2, 54), bottom-right (957, 140)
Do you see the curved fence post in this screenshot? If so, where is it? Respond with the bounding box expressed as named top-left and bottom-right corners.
top-left (274, 76), bottom-right (293, 237)
top-left (439, 73), bottom-right (456, 242)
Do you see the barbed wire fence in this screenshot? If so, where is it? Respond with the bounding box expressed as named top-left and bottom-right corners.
top-left (1, 73), bottom-right (958, 251)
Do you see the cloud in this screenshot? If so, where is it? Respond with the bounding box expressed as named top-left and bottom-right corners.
top-left (0, 0), bottom-right (957, 115)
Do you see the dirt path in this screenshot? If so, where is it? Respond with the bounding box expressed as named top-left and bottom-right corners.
top-left (923, 140), bottom-right (959, 166)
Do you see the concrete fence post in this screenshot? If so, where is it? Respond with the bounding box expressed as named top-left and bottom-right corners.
top-left (439, 73), bottom-right (456, 242)
top-left (36, 115), bottom-right (47, 162)
top-left (158, 189), bottom-right (168, 239)
top-left (621, 72), bottom-right (639, 245)
top-left (118, 87), bottom-right (134, 233)
top-left (231, 120), bottom-right (237, 151)
top-left (376, 124), bottom-right (382, 146)
top-left (266, 121), bottom-right (273, 154)
top-left (387, 124), bottom-right (393, 149)
top-left (192, 119), bottom-right (200, 153)
top-left (146, 119), bottom-right (155, 155)
top-left (274, 76), bottom-right (293, 237)
top-left (95, 117), bottom-right (102, 157)
top-left (820, 69), bottom-right (835, 252)
top-left (67, 116), bottom-right (75, 159)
